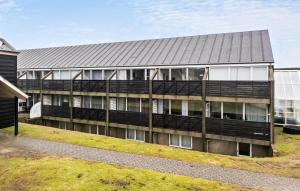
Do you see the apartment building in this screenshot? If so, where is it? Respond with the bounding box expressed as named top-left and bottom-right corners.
top-left (17, 30), bottom-right (274, 157)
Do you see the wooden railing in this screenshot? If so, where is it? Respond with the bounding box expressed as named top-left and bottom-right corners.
top-left (41, 105), bottom-right (270, 141)
top-left (18, 79), bottom-right (270, 99)
top-left (206, 81), bottom-right (270, 98)
top-left (206, 118), bottom-right (270, 141)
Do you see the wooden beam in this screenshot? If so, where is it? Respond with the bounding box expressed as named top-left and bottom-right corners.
top-left (202, 67), bottom-right (209, 152)
top-left (14, 97), bottom-right (18, 136)
top-left (70, 70), bottom-right (83, 130)
top-left (17, 71), bottom-right (27, 79)
top-left (149, 69), bottom-right (158, 143)
top-left (269, 65), bottom-right (275, 144)
top-left (105, 70), bottom-right (117, 136)
top-left (40, 71), bottom-right (53, 126)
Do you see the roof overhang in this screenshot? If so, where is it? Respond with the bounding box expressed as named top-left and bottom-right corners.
top-left (0, 76), bottom-right (28, 100)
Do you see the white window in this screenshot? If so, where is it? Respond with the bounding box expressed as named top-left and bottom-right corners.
top-left (92, 70), bottom-right (102, 80)
top-left (169, 134), bottom-right (192, 149)
top-left (60, 70), bottom-right (70, 80)
top-left (126, 129), bottom-right (145, 142)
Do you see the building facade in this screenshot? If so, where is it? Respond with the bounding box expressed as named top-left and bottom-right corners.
top-left (17, 30), bottom-right (275, 157)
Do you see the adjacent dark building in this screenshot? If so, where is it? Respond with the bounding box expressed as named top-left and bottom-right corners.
top-left (0, 38), bottom-right (27, 134)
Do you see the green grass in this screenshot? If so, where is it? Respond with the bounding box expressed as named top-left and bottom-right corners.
top-left (1, 123), bottom-right (300, 178)
top-left (0, 153), bottom-right (250, 191)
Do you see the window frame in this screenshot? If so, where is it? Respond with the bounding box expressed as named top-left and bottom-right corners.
top-left (169, 134), bottom-right (192, 149)
top-left (126, 129), bottom-right (145, 142)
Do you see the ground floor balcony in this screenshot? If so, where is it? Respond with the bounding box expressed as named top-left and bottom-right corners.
top-left (41, 105), bottom-right (270, 141)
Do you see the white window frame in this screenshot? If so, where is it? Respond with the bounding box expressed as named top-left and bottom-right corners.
top-left (126, 129), bottom-right (145, 142)
top-left (237, 142), bottom-right (252, 157)
top-left (169, 134), bottom-right (192, 149)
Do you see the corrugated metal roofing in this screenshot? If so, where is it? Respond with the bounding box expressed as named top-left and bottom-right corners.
top-left (17, 30), bottom-right (274, 70)
top-left (0, 38), bottom-right (17, 53)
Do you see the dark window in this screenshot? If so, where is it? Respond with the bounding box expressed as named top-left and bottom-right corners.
top-left (171, 100), bottom-right (182, 115)
top-left (210, 102), bottom-right (221, 118)
top-left (188, 100), bottom-right (202, 116)
top-left (223, 102), bottom-right (243, 120)
top-left (238, 143), bottom-right (251, 156)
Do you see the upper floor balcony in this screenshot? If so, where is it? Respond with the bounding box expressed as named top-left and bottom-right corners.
top-left (18, 79), bottom-right (271, 99)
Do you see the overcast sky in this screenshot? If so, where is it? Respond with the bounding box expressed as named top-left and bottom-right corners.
top-left (0, 0), bottom-right (299, 68)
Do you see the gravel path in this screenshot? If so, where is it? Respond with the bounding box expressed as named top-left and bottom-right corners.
top-left (3, 135), bottom-right (300, 191)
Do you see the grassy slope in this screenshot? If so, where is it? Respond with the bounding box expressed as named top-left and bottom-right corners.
top-left (1, 123), bottom-right (300, 178)
top-left (0, 154), bottom-right (250, 191)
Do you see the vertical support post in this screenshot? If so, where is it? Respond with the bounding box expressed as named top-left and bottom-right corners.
top-left (105, 79), bottom-right (110, 136)
top-left (14, 97), bottom-right (18, 136)
top-left (202, 67), bottom-right (209, 152)
top-left (70, 70), bottom-right (83, 131)
top-left (149, 69), bottom-right (158, 143)
top-left (41, 71), bottom-right (53, 125)
top-left (105, 70), bottom-right (117, 136)
top-left (269, 65), bottom-right (275, 144)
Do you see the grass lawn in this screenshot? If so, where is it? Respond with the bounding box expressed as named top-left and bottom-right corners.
top-left (1, 123), bottom-right (300, 178)
top-left (0, 150), bottom-right (252, 191)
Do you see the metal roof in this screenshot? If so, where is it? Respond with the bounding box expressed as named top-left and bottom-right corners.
top-left (17, 30), bottom-right (274, 70)
top-left (0, 38), bottom-right (17, 53)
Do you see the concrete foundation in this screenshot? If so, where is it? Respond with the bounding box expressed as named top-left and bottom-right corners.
top-left (192, 137), bottom-right (203, 151)
top-left (207, 139), bottom-right (237, 156)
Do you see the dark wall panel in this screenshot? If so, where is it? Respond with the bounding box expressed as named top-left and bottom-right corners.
top-left (0, 54), bottom-right (17, 128)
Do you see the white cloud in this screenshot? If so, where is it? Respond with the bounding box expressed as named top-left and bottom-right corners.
top-left (0, 0), bottom-right (17, 20)
top-left (127, 0), bottom-right (300, 67)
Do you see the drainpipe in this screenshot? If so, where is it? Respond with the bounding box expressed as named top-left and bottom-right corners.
top-left (149, 69), bottom-right (158, 143)
top-left (71, 70), bottom-right (83, 130)
top-left (105, 70), bottom-right (117, 136)
top-left (202, 67), bottom-right (209, 152)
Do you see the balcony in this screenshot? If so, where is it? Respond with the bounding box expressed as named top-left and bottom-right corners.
top-left (206, 81), bottom-right (270, 99)
top-left (152, 113), bottom-right (201, 132)
top-left (42, 80), bottom-right (71, 91)
top-left (72, 107), bottom-right (106, 121)
top-left (42, 105), bottom-right (70, 118)
top-left (109, 110), bottom-right (149, 127)
top-left (206, 118), bottom-right (270, 141)
top-left (17, 79), bottom-right (40, 90)
top-left (18, 79), bottom-right (271, 99)
top-left (73, 80), bottom-right (106, 92)
top-left (152, 80), bottom-right (202, 96)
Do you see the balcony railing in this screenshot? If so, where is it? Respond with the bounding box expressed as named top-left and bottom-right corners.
top-left (206, 81), bottom-right (270, 98)
top-left (152, 113), bottom-right (201, 132)
top-left (42, 80), bottom-right (71, 91)
top-left (17, 79), bottom-right (40, 90)
top-left (152, 80), bottom-right (202, 96)
top-left (41, 105), bottom-right (270, 141)
top-left (73, 80), bottom-right (106, 92)
top-left (109, 80), bottom-right (149, 94)
top-left (206, 118), bottom-right (270, 141)
top-left (72, 107), bottom-right (106, 121)
top-left (17, 79), bottom-right (271, 99)
top-left (109, 110), bottom-right (149, 127)
top-left (42, 105), bottom-right (70, 118)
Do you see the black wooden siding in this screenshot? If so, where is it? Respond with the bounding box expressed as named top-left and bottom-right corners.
top-left (0, 54), bottom-right (17, 128)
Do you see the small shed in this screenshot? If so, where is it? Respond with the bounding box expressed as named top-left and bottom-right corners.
top-left (0, 38), bottom-right (28, 135)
